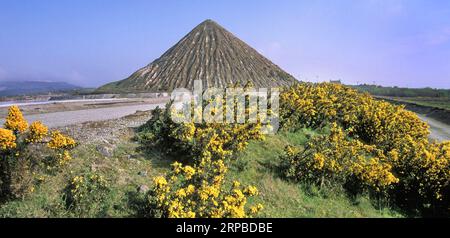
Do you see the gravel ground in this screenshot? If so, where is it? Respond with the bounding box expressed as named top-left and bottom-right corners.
top-left (0, 103), bottom-right (166, 128)
top-left (0, 97), bottom-right (170, 117)
top-left (58, 109), bottom-right (153, 145)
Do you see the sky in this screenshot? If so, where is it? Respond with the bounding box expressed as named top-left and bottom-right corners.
top-left (0, 0), bottom-right (449, 88)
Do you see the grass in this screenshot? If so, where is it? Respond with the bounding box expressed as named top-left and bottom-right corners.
top-left (0, 133), bottom-right (159, 217)
top-left (228, 130), bottom-right (401, 218)
top-left (386, 97), bottom-right (450, 111)
top-left (351, 84), bottom-right (450, 98)
top-left (0, 128), bottom-right (402, 218)
top-left (350, 84), bottom-right (450, 111)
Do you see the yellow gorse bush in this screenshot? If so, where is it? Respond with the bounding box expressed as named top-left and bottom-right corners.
top-left (280, 83), bottom-right (429, 151)
top-left (0, 128), bottom-right (17, 150)
top-left (27, 121), bottom-right (48, 143)
top-left (280, 83), bottom-right (450, 215)
top-left (351, 157), bottom-right (399, 192)
top-left (4, 105), bottom-right (28, 133)
top-left (141, 85), bottom-right (266, 218)
top-left (45, 131), bottom-right (76, 166)
top-left (148, 158), bottom-right (263, 218)
top-left (281, 123), bottom-right (399, 193)
top-left (139, 93), bottom-right (266, 162)
top-left (0, 106), bottom-right (76, 198)
top-left (48, 130), bottom-right (76, 150)
top-left (391, 137), bottom-right (450, 202)
top-left (171, 121), bottom-right (265, 161)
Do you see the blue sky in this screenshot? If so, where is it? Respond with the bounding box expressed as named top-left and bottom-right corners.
top-left (0, 0), bottom-right (449, 88)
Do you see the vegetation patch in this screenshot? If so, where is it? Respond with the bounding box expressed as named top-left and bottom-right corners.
top-left (1, 82), bottom-right (449, 218)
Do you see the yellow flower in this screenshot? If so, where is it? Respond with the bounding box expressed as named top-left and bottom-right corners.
top-left (171, 161), bottom-right (183, 174)
top-left (154, 176), bottom-right (168, 189)
top-left (250, 204), bottom-right (264, 214)
top-left (183, 166), bottom-right (196, 179)
top-left (4, 105), bottom-right (28, 133)
top-left (232, 181), bottom-right (241, 188)
top-left (150, 158), bottom-right (262, 218)
top-left (47, 130), bottom-right (76, 149)
top-left (175, 188), bottom-right (187, 198)
top-left (27, 121), bottom-right (48, 143)
top-left (58, 150), bottom-right (73, 165)
top-left (186, 184), bottom-right (195, 195)
top-left (0, 128), bottom-right (16, 150)
top-left (243, 185), bottom-right (258, 196)
top-left (184, 211), bottom-right (196, 218)
top-left (312, 153), bottom-right (325, 170)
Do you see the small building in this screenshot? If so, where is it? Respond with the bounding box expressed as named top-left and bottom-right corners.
top-left (329, 80), bottom-right (342, 84)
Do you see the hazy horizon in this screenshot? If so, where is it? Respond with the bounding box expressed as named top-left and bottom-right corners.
top-left (1, 0), bottom-right (449, 89)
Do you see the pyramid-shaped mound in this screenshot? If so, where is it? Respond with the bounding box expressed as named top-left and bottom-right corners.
top-left (97, 19), bottom-right (297, 93)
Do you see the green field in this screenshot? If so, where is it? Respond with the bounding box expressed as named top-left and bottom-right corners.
top-left (351, 84), bottom-right (450, 111)
top-left (351, 84), bottom-right (450, 98)
top-left (379, 96), bottom-right (450, 111)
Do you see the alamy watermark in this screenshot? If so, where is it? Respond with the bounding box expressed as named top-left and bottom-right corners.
top-left (169, 80), bottom-right (279, 134)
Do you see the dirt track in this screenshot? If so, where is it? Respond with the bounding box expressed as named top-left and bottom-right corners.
top-left (418, 115), bottom-right (450, 142)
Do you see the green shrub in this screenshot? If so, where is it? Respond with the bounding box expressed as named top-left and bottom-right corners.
top-left (64, 172), bottom-right (111, 217)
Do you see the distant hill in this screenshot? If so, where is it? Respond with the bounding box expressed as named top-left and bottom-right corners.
top-left (96, 19), bottom-right (297, 93)
top-left (0, 81), bottom-right (82, 97)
